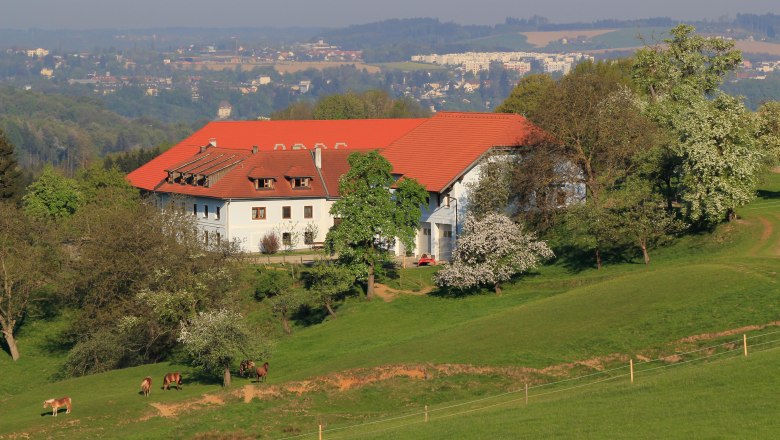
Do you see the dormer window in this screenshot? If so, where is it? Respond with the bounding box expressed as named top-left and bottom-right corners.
top-left (254, 178), bottom-right (275, 190)
top-left (291, 177), bottom-right (311, 189)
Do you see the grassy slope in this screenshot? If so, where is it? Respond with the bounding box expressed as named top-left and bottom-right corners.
top-left (1, 174), bottom-right (779, 438)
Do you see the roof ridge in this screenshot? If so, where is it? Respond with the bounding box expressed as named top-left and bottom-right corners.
top-left (434, 111), bottom-right (522, 120)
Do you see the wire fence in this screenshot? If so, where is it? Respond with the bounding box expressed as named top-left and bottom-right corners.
top-left (273, 329), bottom-right (780, 440)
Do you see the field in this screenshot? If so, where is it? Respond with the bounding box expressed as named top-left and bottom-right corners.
top-left (735, 40), bottom-right (780, 56)
top-left (521, 29), bottom-right (616, 48)
top-left (2, 174), bottom-right (780, 438)
top-left (273, 62), bottom-right (381, 74)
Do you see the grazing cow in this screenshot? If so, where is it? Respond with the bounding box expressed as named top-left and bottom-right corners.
top-left (43, 397), bottom-right (72, 417)
top-left (239, 360), bottom-right (256, 378)
top-left (162, 372), bottom-right (182, 390)
top-left (255, 362), bottom-right (269, 383)
top-left (140, 376), bottom-right (152, 397)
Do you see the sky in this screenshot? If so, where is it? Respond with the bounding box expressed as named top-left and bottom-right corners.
top-left (1, 0), bottom-right (779, 29)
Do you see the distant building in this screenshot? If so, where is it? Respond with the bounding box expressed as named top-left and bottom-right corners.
top-left (217, 101), bottom-right (232, 119)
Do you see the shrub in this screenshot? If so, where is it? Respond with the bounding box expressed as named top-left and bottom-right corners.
top-left (261, 232), bottom-right (280, 254)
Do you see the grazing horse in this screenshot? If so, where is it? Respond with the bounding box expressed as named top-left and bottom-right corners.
top-left (239, 360), bottom-right (256, 378)
top-left (255, 362), bottom-right (269, 383)
top-left (43, 397), bottom-right (72, 417)
top-left (162, 372), bottom-right (182, 390)
top-left (140, 376), bottom-right (152, 397)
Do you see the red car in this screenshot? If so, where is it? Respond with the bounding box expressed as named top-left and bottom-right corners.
top-left (417, 254), bottom-right (435, 266)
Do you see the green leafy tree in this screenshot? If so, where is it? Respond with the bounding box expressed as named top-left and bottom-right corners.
top-left (612, 180), bottom-right (686, 265)
top-left (305, 262), bottom-right (354, 317)
top-left (0, 129), bottom-right (21, 201)
top-left (178, 309), bottom-right (261, 387)
top-left (756, 101), bottom-right (780, 165)
top-left (326, 151), bottom-right (428, 299)
top-left (255, 269), bottom-right (299, 334)
top-left (22, 165), bottom-right (83, 220)
top-left (494, 73), bottom-right (555, 118)
top-left (314, 93), bottom-right (367, 119)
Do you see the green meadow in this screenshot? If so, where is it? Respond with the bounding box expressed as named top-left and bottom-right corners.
top-left (2, 174), bottom-right (780, 439)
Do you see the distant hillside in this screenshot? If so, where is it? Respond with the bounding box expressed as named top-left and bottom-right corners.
top-left (0, 86), bottom-right (194, 169)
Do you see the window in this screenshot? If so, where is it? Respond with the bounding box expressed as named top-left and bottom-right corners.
top-left (304, 230), bottom-right (315, 245)
top-left (215, 232), bottom-right (221, 242)
top-left (282, 232), bottom-right (292, 246)
top-left (203, 231), bottom-right (209, 245)
top-left (333, 218), bottom-right (342, 227)
top-left (304, 205), bottom-right (313, 219)
top-left (215, 206), bottom-right (221, 220)
top-left (291, 177), bottom-right (311, 189)
top-left (193, 203), bottom-right (198, 216)
top-left (443, 230), bottom-right (453, 238)
top-left (282, 206), bottom-right (291, 219)
top-left (203, 205), bottom-right (209, 218)
top-left (423, 228), bottom-right (431, 236)
top-left (255, 178), bottom-right (274, 190)
top-left (252, 207), bottom-right (266, 220)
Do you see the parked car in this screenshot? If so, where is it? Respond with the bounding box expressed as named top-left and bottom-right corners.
top-left (417, 254), bottom-right (435, 266)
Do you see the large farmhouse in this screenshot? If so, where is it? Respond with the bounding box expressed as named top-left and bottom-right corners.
top-left (127, 112), bottom-right (541, 259)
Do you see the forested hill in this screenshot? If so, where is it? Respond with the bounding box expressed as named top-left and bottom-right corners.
top-left (0, 86), bottom-right (194, 170)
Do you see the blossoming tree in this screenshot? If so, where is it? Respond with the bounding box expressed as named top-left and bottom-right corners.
top-left (434, 213), bottom-right (554, 294)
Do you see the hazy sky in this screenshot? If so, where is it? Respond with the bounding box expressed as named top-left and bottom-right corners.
top-left (2, 0), bottom-right (779, 29)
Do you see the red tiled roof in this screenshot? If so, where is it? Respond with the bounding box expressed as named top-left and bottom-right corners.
top-left (381, 112), bottom-right (539, 192)
top-left (127, 112), bottom-right (542, 198)
top-left (127, 118), bottom-right (426, 191)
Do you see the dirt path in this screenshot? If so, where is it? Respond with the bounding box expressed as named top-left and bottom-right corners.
top-left (372, 283), bottom-right (434, 302)
top-left (748, 216), bottom-right (773, 256)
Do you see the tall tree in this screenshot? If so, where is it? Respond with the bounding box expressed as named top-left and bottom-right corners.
top-left (0, 129), bottom-right (22, 201)
top-left (0, 203), bottom-right (51, 360)
top-left (22, 165), bottom-right (83, 220)
top-left (633, 24), bottom-right (759, 225)
top-left (326, 151), bottom-right (427, 299)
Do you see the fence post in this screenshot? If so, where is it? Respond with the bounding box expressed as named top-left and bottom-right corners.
top-left (425, 405), bottom-right (428, 422)
top-left (319, 423), bottom-right (323, 440)
top-left (525, 383), bottom-right (528, 405)
top-left (744, 334), bottom-right (748, 357)
top-left (300, 255), bottom-right (303, 264)
top-left (630, 359), bottom-right (634, 384)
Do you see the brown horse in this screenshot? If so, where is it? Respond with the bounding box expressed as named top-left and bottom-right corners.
top-left (140, 376), bottom-right (152, 397)
top-left (255, 362), bottom-right (269, 383)
top-left (239, 360), bottom-right (256, 377)
top-left (43, 397), bottom-right (72, 417)
top-left (162, 372), bottom-right (182, 390)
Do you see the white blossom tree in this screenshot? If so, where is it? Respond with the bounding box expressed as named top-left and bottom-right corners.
top-left (178, 309), bottom-right (262, 387)
top-left (434, 213), bottom-right (554, 294)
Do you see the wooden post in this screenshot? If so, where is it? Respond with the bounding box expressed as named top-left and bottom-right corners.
top-left (319, 423), bottom-right (323, 440)
top-left (630, 359), bottom-right (634, 384)
top-left (525, 383), bottom-right (528, 405)
top-left (744, 334), bottom-right (748, 357)
top-left (425, 405), bottom-right (428, 422)
top-left (300, 255), bottom-right (303, 264)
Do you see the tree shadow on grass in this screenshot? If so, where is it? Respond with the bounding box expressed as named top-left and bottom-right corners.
top-left (757, 189), bottom-right (780, 200)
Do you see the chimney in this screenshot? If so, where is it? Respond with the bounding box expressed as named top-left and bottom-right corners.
top-left (208, 138), bottom-right (217, 147)
top-left (252, 145), bottom-right (258, 154)
top-left (314, 145), bottom-right (322, 169)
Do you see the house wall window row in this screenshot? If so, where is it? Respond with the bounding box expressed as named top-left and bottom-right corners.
top-left (282, 206), bottom-right (291, 219)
